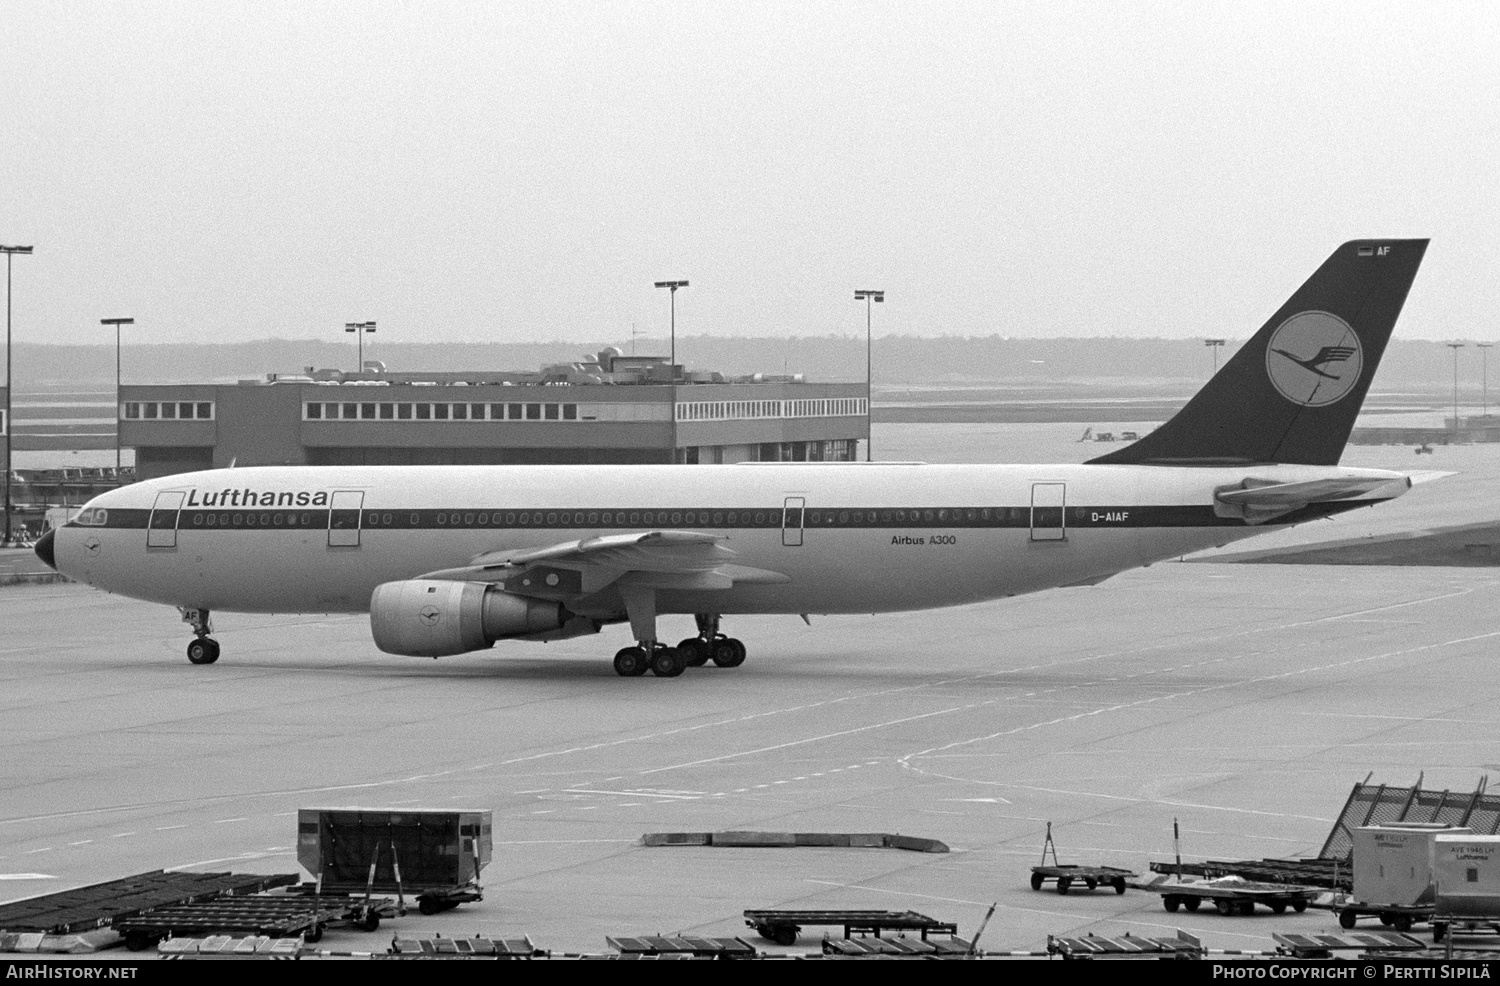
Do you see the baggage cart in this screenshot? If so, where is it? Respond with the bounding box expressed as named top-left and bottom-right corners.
top-left (298, 808), bottom-right (491, 915)
top-left (742, 909), bottom-right (957, 947)
top-left (1029, 864), bottom-right (1136, 895)
top-left (1143, 876), bottom-right (1317, 916)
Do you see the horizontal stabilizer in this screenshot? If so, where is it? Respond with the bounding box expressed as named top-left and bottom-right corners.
top-left (1214, 475), bottom-right (1410, 525)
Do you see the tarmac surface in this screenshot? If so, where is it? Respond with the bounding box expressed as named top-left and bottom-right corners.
top-left (3, 561), bottom-right (1499, 954)
top-left (3, 433), bottom-right (1498, 956)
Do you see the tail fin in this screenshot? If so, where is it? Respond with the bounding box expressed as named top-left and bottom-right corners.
top-left (1089, 239), bottom-right (1428, 466)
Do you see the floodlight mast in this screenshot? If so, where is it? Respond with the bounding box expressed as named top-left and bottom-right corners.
top-left (100, 317), bottom-right (135, 472)
top-left (2, 245), bottom-right (34, 545)
top-left (854, 290), bottom-right (884, 462)
top-left (345, 321), bottom-right (376, 371)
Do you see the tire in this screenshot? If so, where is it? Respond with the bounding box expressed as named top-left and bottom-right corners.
top-left (304, 924), bottom-right (324, 943)
top-left (1338, 909), bottom-right (1358, 930)
top-left (187, 638), bottom-right (219, 665)
top-left (1393, 914), bottom-right (1413, 932)
top-left (677, 638), bottom-right (710, 667)
top-left (1271, 902), bottom-right (1287, 915)
top-left (1433, 922), bottom-right (1448, 944)
top-left (1215, 898), bottom-right (1235, 916)
top-left (1379, 913), bottom-right (1394, 927)
top-left (125, 933), bottom-right (156, 952)
top-left (1113, 879), bottom-right (1127, 895)
top-left (418, 896), bottom-right (443, 916)
top-left (355, 912), bottom-right (381, 932)
top-left (1292, 900), bottom-right (1308, 913)
top-left (1057, 877), bottom-right (1071, 895)
top-left (712, 637), bottom-right (747, 668)
top-left (1184, 897), bottom-right (1202, 912)
top-left (1030, 872), bottom-right (1044, 891)
top-left (765, 924), bottom-right (798, 947)
top-left (650, 646), bottom-right (686, 678)
top-left (613, 647), bottom-right (648, 677)
top-left (1163, 896), bottom-right (1181, 913)
top-left (1084, 879), bottom-right (1097, 890)
top-left (1238, 900), bottom-right (1255, 916)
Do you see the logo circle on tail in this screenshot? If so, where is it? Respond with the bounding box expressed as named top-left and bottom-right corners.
top-left (1265, 311), bottom-right (1363, 407)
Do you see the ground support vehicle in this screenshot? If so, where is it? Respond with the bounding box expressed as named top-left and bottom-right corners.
top-left (1431, 916), bottom-right (1500, 944)
top-left (1029, 864), bottom-right (1136, 895)
top-left (1144, 877), bottom-right (1318, 916)
top-left (1047, 932), bottom-right (1209, 959)
top-left (606, 936), bottom-right (758, 958)
top-left (1150, 857), bottom-right (1349, 890)
top-left (1272, 930), bottom-right (1427, 959)
top-left (0, 871), bottom-right (298, 937)
top-left (113, 895), bottom-right (385, 951)
top-left (1324, 896), bottom-right (1433, 932)
top-left (390, 935), bottom-right (542, 958)
top-left (822, 936), bottom-right (976, 957)
top-left (743, 909), bottom-right (956, 947)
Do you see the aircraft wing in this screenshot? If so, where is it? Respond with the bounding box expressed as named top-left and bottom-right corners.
top-left (417, 530), bottom-right (791, 597)
top-left (1214, 475), bottom-right (1413, 524)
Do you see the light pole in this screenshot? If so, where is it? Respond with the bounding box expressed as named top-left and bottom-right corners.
top-left (855, 290), bottom-right (884, 462)
top-left (1205, 338), bottom-right (1226, 376)
top-left (2, 244), bottom-right (34, 545)
top-left (101, 318), bottom-right (135, 472)
top-left (1479, 344), bottom-right (1494, 419)
top-left (345, 321), bottom-right (376, 372)
top-left (1447, 342), bottom-right (1465, 436)
top-left (652, 281), bottom-right (688, 380)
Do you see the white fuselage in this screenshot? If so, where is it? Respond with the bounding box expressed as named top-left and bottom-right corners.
top-left (53, 461), bottom-right (1406, 619)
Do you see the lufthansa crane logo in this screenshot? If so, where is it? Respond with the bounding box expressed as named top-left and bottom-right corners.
top-left (1265, 311), bottom-right (1363, 407)
top-left (419, 605), bottom-right (442, 627)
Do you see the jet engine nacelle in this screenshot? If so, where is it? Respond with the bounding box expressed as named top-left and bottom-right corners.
top-left (369, 579), bottom-right (586, 657)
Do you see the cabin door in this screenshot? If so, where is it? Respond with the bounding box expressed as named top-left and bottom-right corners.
top-left (1030, 483), bottom-right (1067, 542)
top-left (782, 496), bottom-right (805, 547)
top-left (147, 491), bottom-right (185, 549)
top-left (328, 491), bottom-right (365, 547)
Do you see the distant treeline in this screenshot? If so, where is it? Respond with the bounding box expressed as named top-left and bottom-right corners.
top-left (4, 336), bottom-right (1488, 395)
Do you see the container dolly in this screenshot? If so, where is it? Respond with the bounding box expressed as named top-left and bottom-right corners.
top-left (1029, 822), bottom-right (1138, 895)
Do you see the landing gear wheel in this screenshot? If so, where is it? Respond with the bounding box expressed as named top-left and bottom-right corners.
top-left (677, 637), bottom-right (710, 667)
top-left (650, 646), bottom-right (686, 678)
top-left (187, 638), bottom-right (220, 665)
top-left (710, 637), bottom-right (746, 668)
top-left (1030, 872), bottom-right (1044, 891)
top-left (613, 647), bottom-right (649, 677)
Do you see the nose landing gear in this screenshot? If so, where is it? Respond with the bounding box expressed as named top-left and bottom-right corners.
top-left (179, 607), bottom-right (220, 665)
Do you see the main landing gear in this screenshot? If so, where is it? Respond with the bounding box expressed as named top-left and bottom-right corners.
top-left (179, 607), bottom-right (220, 665)
top-left (611, 611), bottom-right (747, 678)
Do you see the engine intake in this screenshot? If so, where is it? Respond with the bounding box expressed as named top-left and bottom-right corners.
top-left (370, 579), bottom-right (587, 657)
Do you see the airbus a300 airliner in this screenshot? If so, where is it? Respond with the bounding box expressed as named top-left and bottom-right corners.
top-left (37, 240), bottom-right (1431, 679)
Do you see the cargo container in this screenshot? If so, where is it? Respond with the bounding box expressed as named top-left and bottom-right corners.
top-left (1353, 824), bottom-right (1470, 908)
top-left (1434, 834), bottom-right (1500, 919)
top-left (297, 808), bottom-right (492, 914)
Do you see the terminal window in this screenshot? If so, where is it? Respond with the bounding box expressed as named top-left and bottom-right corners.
top-left (526, 404), bottom-right (541, 420)
top-left (398, 403), bottom-right (412, 420)
top-left (452, 403), bottom-right (468, 420)
top-left (416, 404), bottom-right (431, 420)
top-left (126, 401), bottom-right (216, 421)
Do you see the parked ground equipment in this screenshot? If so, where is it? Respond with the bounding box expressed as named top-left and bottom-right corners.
top-left (297, 808), bottom-right (491, 916)
top-left (1144, 876), bottom-right (1318, 916)
top-left (1029, 822), bottom-right (1138, 895)
top-left (742, 909), bottom-right (957, 947)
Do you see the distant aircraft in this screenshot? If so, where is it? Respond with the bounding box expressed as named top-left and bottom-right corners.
top-left (38, 240), bottom-right (1430, 678)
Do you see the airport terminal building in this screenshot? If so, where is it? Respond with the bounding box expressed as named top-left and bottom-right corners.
top-left (118, 351), bottom-right (869, 480)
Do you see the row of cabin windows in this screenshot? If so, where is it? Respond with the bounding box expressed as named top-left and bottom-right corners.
top-left (305, 402), bottom-right (579, 422)
top-left (122, 402), bottom-right (215, 421)
top-left (676, 398), bottom-right (867, 421)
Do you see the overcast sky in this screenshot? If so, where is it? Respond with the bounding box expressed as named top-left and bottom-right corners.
top-left (2, 1), bottom-right (1496, 347)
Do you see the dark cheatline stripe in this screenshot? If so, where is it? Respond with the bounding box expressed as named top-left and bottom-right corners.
top-left (74, 499), bottom-right (1383, 533)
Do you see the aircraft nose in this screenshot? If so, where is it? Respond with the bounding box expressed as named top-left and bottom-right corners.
top-left (34, 529), bottom-right (56, 571)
